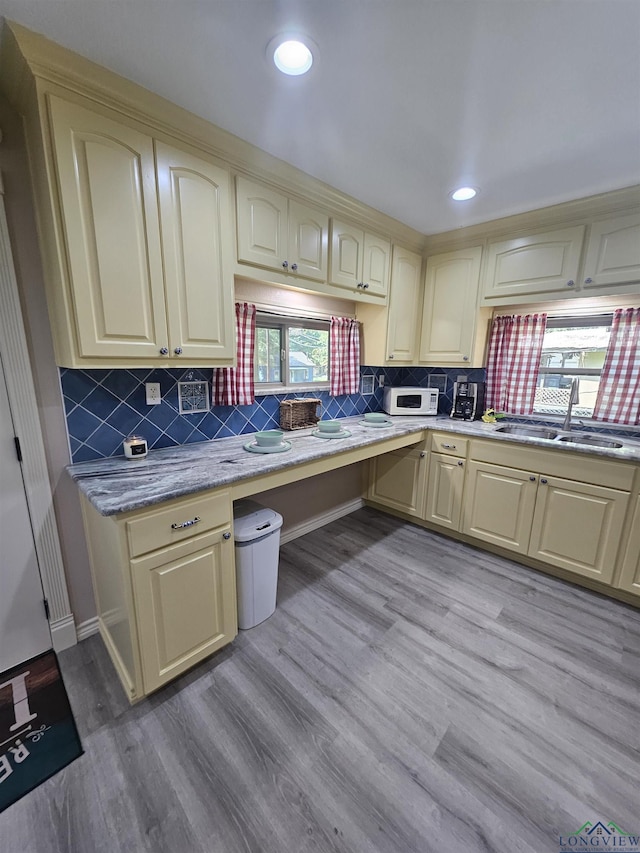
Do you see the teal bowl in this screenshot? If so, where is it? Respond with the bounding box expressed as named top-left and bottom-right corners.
top-left (364, 412), bottom-right (387, 422)
top-left (255, 429), bottom-right (284, 447)
top-left (318, 420), bottom-right (342, 433)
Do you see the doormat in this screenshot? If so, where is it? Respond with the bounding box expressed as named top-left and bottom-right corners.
top-left (0, 649), bottom-right (83, 814)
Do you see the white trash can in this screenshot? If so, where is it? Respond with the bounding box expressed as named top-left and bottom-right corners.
top-left (233, 500), bottom-right (283, 630)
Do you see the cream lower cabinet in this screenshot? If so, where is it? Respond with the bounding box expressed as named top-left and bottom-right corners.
top-left (45, 96), bottom-right (235, 366)
top-left (462, 442), bottom-right (632, 584)
top-left (617, 495), bottom-right (640, 597)
top-left (367, 440), bottom-right (428, 517)
top-left (424, 432), bottom-right (468, 531)
top-left (419, 246), bottom-right (482, 366)
top-left (80, 489), bottom-right (237, 702)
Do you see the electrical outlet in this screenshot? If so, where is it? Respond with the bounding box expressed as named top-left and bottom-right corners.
top-left (145, 382), bottom-right (161, 405)
top-left (378, 374), bottom-right (385, 387)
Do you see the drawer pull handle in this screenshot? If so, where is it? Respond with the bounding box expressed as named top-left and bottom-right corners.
top-left (442, 443), bottom-right (456, 449)
top-left (171, 516), bottom-right (201, 530)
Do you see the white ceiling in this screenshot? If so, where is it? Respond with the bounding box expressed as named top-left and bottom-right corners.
top-left (1, 1), bottom-right (639, 235)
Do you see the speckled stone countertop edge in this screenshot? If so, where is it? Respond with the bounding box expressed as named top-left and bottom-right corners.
top-left (67, 415), bottom-right (640, 517)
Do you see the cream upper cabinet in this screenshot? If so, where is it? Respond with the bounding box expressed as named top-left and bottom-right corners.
top-left (235, 176), bottom-right (328, 281)
top-left (46, 96), bottom-right (235, 367)
top-left (420, 246), bottom-right (482, 365)
top-left (617, 495), bottom-right (640, 597)
top-left (385, 246), bottom-right (423, 362)
top-left (330, 219), bottom-right (391, 298)
top-left (581, 212), bottom-right (640, 294)
top-left (155, 142), bottom-right (235, 362)
top-left (49, 96), bottom-right (168, 361)
top-left (481, 225), bottom-right (585, 302)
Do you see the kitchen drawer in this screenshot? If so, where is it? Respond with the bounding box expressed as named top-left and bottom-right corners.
top-left (126, 490), bottom-right (231, 558)
top-left (430, 433), bottom-right (468, 458)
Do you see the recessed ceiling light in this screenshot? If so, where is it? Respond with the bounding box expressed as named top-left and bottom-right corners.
top-left (450, 186), bottom-right (478, 201)
top-left (272, 38), bottom-right (313, 76)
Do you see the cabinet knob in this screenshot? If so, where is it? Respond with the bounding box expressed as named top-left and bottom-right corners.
top-left (363, 282), bottom-right (370, 289)
top-left (388, 354), bottom-right (394, 359)
top-left (356, 282), bottom-right (363, 289)
top-left (223, 531), bottom-right (231, 540)
top-left (566, 280), bottom-right (575, 287)
top-left (159, 347), bottom-right (169, 356)
top-left (282, 260), bottom-right (289, 269)
top-left (584, 277), bottom-right (593, 284)
top-left (174, 347), bottom-right (183, 355)
top-left (463, 356), bottom-right (469, 362)
top-left (540, 478), bottom-right (548, 485)
top-left (457, 460), bottom-right (464, 466)
top-left (420, 451), bottom-right (426, 458)
top-left (529, 475), bottom-right (536, 482)
top-left (291, 263), bottom-right (298, 271)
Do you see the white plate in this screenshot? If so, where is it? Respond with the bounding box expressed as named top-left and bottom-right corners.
top-left (360, 419), bottom-right (393, 428)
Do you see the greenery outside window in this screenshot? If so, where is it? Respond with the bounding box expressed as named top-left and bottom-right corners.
top-left (254, 315), bottom-right (330, 392)
top-left (534, 315), bottom-right (612, 418)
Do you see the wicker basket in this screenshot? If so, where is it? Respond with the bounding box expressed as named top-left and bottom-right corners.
top-left (279, 398), bottom-right (322, 431)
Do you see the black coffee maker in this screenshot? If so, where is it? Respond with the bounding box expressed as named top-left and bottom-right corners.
top-left (450, 381), bottom-right (486, 420)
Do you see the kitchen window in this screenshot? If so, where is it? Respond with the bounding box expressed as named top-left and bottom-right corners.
top-left (534, 315), bottom-right (612, 418)
top-left (254, 315), bottom-right (330, 392)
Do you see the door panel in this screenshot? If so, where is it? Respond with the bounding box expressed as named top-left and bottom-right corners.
top-left (330, 220), bottom-right (363, 288)
top-left (0, 360), bottom-right (50, 671)
top-left (288, 200), bottom-right (328, 281)
top-left (156, 143), bottom-right (234, 361)
top-left (363, 233), bottom-right (391, 296)
top-left (236, 176), bottom-right (287, 270)
top-left (368, 447), bottom-right (426, 516)
top-left (48, 96), bottom-right (167, 358)
top-left (386, 247), bottom-right (422, 362)
top-left (425, 454), bottom-right (465, 531)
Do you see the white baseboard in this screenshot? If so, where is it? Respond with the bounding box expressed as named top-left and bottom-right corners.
top-left (280, 498), bottom-right (364, 545)
top-left (50, 614), bottom-right (77, 652)
top-left (76, 616), bottom-right (100, 641)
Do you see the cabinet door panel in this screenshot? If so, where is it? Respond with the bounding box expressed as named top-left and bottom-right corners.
top-left (529, 478), bottom-right (628, 583)
top-left (330, 220), bottom-right (363, 288)
top-left (48, 96), bottom-right (167, 358)
top-left (368, 447), bottom-right (426, 516)
top-left (483, 226), bottom-right (585, 299)
top-left (420, 247), bottom-right (481, 364)
top-left (132, 529), bottom-right (236, 694)
top-left (582, 213), bottom-right (640, 291)
top-left (463, 461), bottom-right (537, 554)
top-left (236, 177), bottom-right (287, 270)
top-left (363, 234), bottom-right (391, 297)
top-left (617, 495), bottom-right (640, 597)
top-left (288, 200), bottom-right (328, 281)
top-left (156, 143), bottom-right (234, 361)
top-left (425, 454), bottom-right (465, 530)
top-left (386, 247), bottom-right (422, 362)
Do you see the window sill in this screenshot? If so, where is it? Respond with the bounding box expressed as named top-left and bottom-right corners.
top-left (255, 384), bottom-right (330, 397)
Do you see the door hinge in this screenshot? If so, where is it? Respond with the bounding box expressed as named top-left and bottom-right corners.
top-left (14, 436), bottom-right (22, 462)
top-left (43, 599), bottom-right (50, 620)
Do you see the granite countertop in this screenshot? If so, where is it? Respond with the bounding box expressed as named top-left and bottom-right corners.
top-left (67, 415), bottom-right (640, 517)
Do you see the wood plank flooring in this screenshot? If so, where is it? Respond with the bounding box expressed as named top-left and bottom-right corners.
top-left (2, 507), bottom-right (639, 852)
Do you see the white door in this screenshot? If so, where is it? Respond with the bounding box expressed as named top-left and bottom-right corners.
top-left (0, 354), bottom-right (51, 672)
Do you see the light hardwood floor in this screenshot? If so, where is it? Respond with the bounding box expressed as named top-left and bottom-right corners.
top-left (2, 507), bottom-right (639, 852)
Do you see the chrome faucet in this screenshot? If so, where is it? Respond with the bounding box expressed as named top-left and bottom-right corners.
top-left (563, 378), bottom-right (580, 431)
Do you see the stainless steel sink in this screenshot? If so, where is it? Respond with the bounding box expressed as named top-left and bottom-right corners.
top-left (495, 425), bottom-right (559, 440)
top-left (556, 435), bottom-right (624, 449)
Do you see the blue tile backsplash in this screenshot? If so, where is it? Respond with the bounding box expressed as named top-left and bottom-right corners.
top-left (61, 365), bottom-right (480, 462)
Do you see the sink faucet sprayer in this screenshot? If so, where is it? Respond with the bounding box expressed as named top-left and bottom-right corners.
top-left (563, 378), bottom-right (580, 431)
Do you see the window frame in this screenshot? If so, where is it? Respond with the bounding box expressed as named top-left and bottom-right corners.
top-left (254, 313), bottom-right (330, 395)
top-left (532, 313), bottom-right (612, 420)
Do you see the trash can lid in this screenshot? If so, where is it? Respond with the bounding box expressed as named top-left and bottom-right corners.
top-left (233, 499), bottom-right (283, 543)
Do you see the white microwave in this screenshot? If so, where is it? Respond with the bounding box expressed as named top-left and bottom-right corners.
top-left (383, 386), bottom-right (439, 416)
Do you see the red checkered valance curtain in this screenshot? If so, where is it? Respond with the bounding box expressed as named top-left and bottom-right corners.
top-left (592, 307), bottom-right (640, 425)
top-left (213, 303), bottom-right (256, 406)
top-left (485, 313), bottom-right (547, 415)
top-left (330, 317), bottom-right (360, 396)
